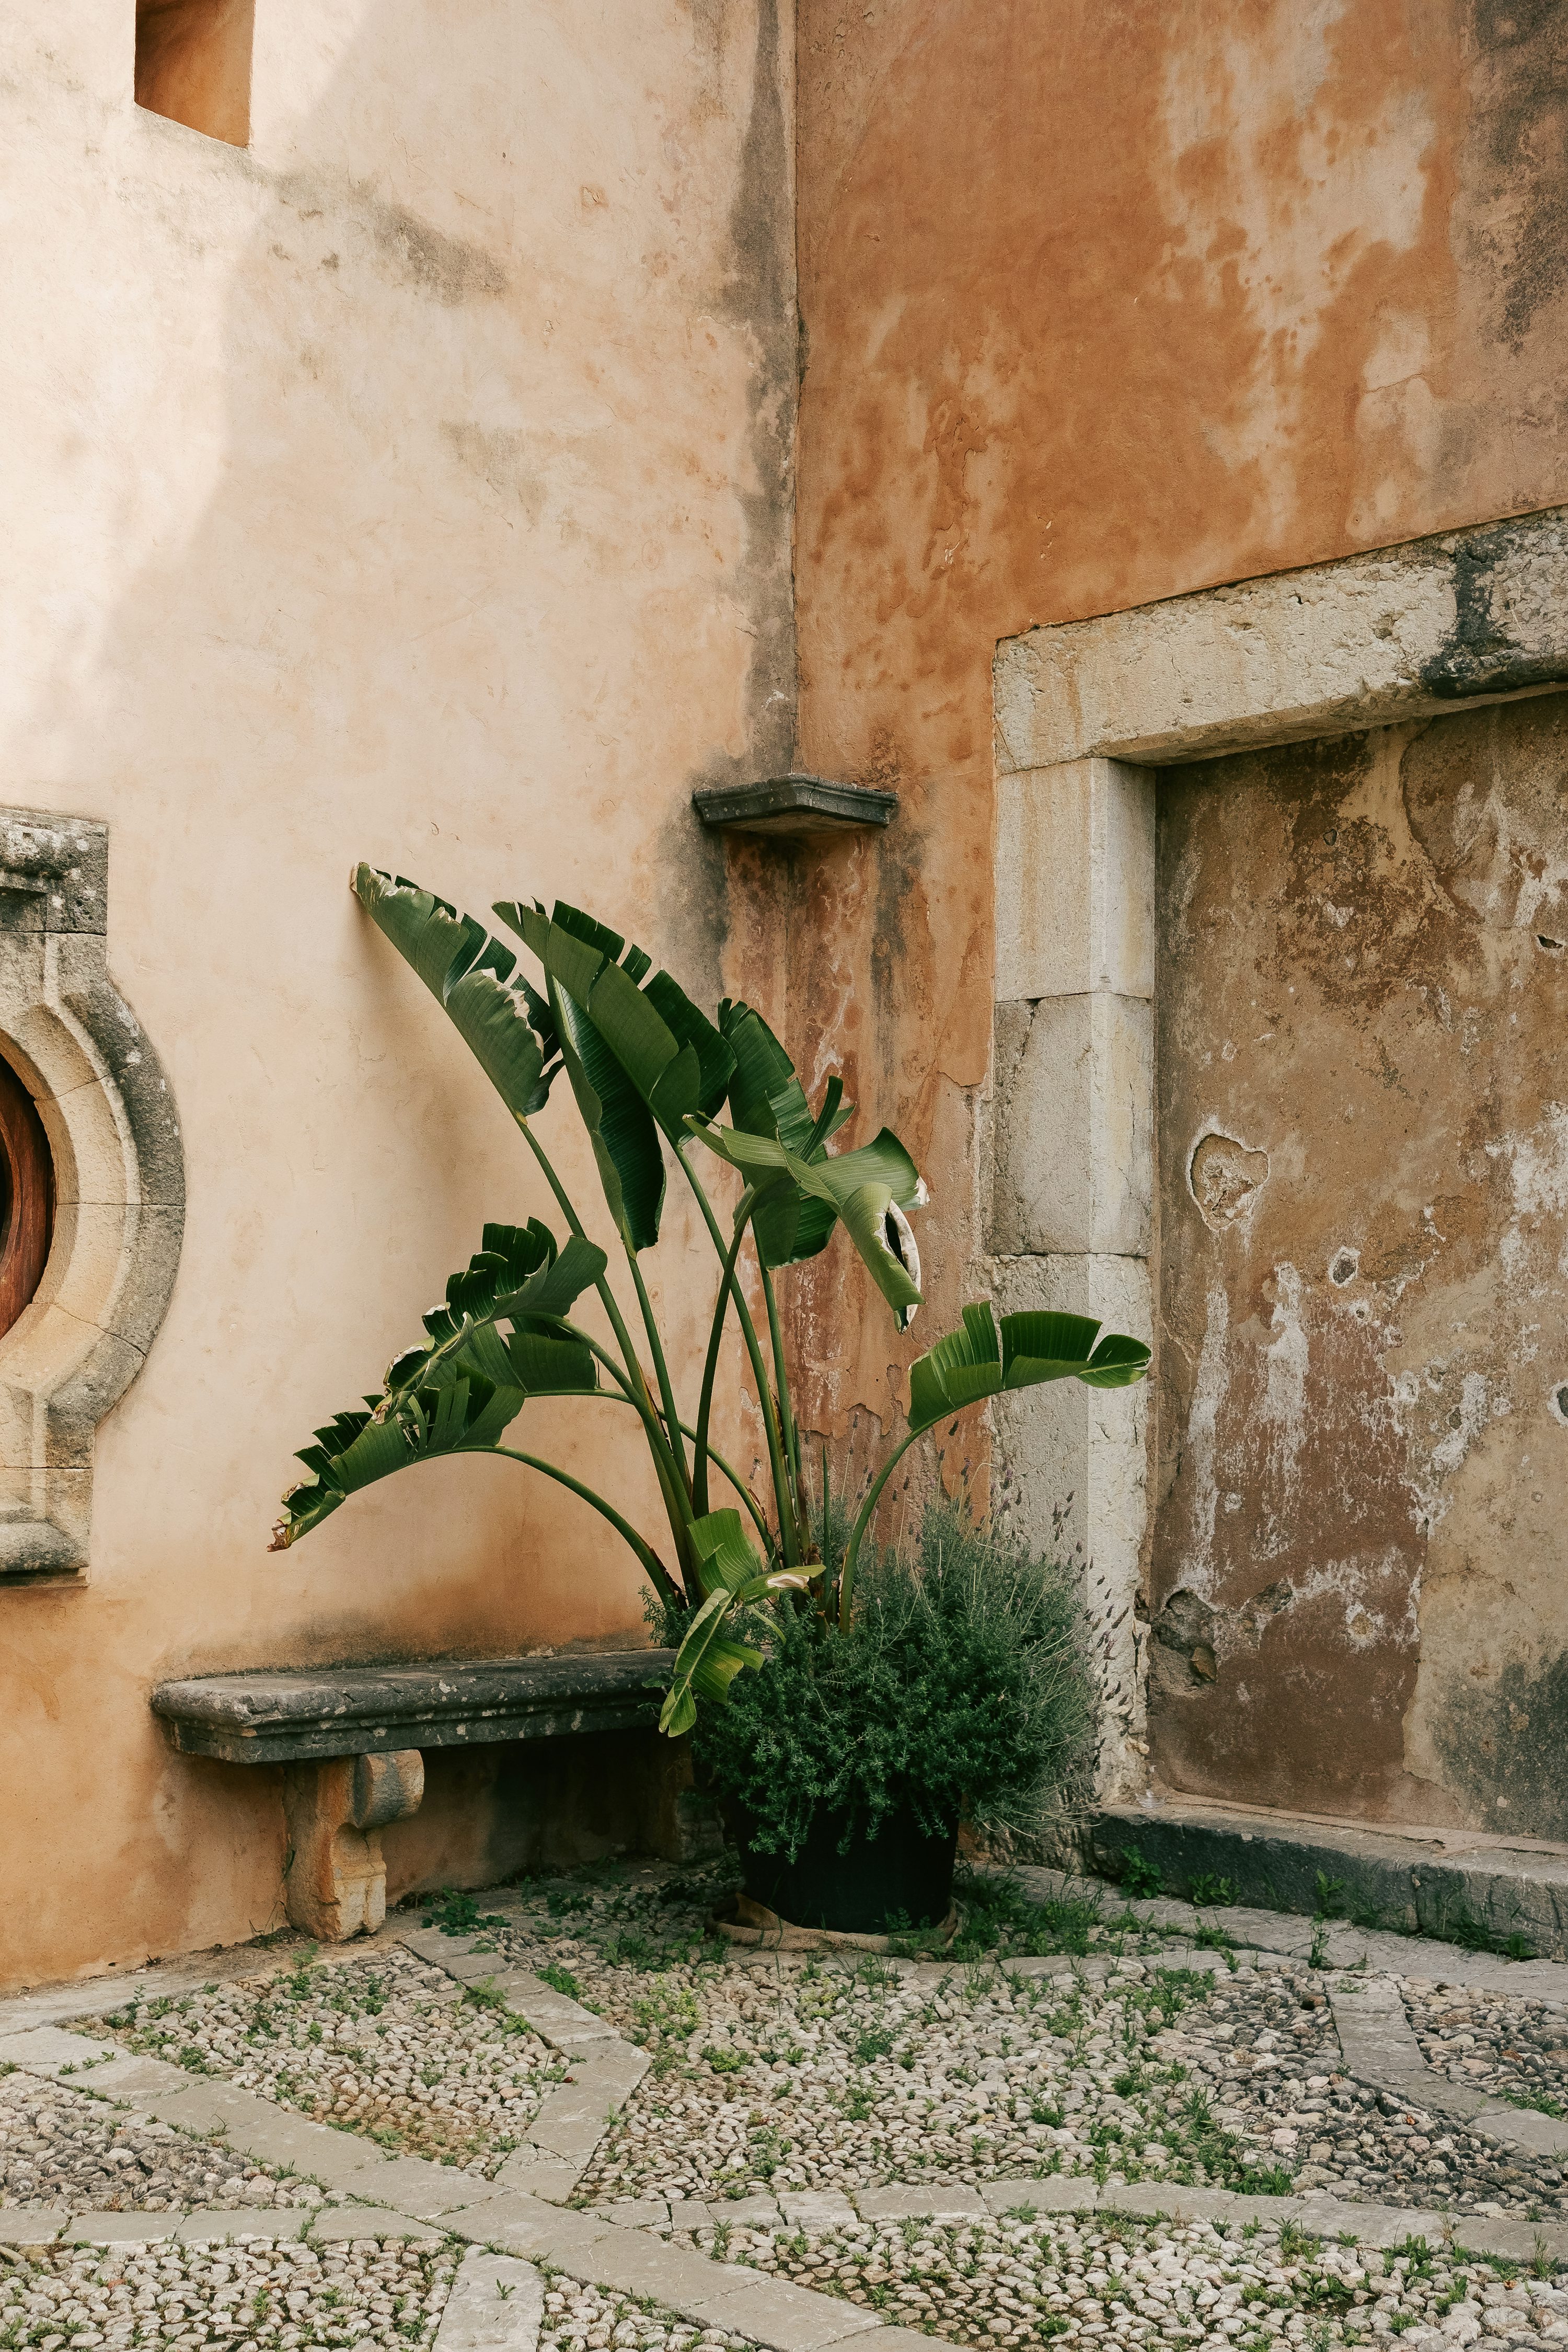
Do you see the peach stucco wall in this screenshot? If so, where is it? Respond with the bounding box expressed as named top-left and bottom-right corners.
top-left (780, 0), bottom-right (1568, 1459)
top-left (0, 0), bottom-right (794, 1988)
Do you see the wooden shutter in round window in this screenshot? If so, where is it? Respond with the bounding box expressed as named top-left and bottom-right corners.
top-left (0, 1055), bottom-right (53, 1340)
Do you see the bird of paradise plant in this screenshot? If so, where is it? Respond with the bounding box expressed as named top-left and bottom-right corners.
top-left (273, 868), bottom-right (1150, 1736)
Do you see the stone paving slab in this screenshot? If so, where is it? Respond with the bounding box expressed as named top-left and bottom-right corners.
top-left (1473, 2100), bottom-right (1568, 2155)
top-left (436, 2250), bottom-right (545, 2352)
top-left (66, 2212), bottom-right (183, 2245)
top-left (676, 2273), bottom-right (882, 2350)
top-left (777, 2192), bottom-right (858, 2232)
top-left (1291, 2196), bottom-right (1451, 2249)
top-left (597, 2198), bottom-right (674, 2230)
top-left (728, 2196), bottom-right (789, 2229)
top-left (670, 2199), bottom-right (717, 2233)
top-left (492, 2152), bottom-right (584, 2203)
top-left (351, 2156), bottom-right (491, 2218)
top-left (445, 2191), bottom-right (615, 2264)
top-left (854, 2186), bottom-right (988, 2223)
top-left (176, 2207), bottom-right (317, 2243)
top-left (1018, 1863), bottom-right (1568, 2001)
top-left (309, 2207), bottom-right (446, 2242)
top-left (0, 2210), bottom-right (70, 2245)
top-left (0, 2024), bottom-right (122, 2073)
top-left (1327, 1975), bottom-right (1568, 2162)
top-left (981, 2177), bottom-right (1099, 2214)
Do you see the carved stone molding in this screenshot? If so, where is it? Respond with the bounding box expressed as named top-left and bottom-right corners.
top-left (0, 806), bottom-right (185, 1583)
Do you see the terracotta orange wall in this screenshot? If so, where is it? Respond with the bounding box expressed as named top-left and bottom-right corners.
top-left (781, 0), bottom-right (1568, 1451)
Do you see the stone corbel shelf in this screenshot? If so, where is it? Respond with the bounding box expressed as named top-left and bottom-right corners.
top-left (692, 773), bottom-right (898, 837)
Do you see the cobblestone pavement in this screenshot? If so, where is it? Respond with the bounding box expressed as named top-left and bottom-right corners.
top-left (0, 2073), bottom-right (313, 2214)
top-left (0, 2234), bottom-right (457, 2350)
top-left (101, 1948), bottom-right (561, 2177)
top-left (539, 2276), bottom-right (751, 2352)
top-left (13, 1862), bottom-right (1568, 2352)
top-left (674, 2207), bottom-right (1568, 2350)
top-left (1406, 1982), bottom-right (1568, 2117)
top-left (462, 1869), bottom-right (1568, 2219)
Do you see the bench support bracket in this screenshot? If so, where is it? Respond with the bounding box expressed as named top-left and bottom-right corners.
top-left (282, 1749), bottom-right (424, 1939)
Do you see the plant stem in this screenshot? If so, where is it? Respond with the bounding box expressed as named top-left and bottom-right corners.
top-left (691, 1185), bottom-right (757, 1519)
top-left (625, 1242), bottom-right (690, 1498)
top-left (514, 1115), bottom-right (695, 1557)
top-left (673, 1144), bottom-right (800, 1566)
top-left (478, 1446), bottom-right (676, 1602)
top-left (568, 1360), bottom-right (773, 1551)
top-left (759, 1259), bottom-right (802, 1511)
top-left (838, 1425), bottom-right (925, 1629)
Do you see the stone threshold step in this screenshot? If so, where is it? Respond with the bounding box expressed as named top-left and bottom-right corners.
top-left (1070, 1797), bottom-right (1568, 1959)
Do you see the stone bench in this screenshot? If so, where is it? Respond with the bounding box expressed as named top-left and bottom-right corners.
top-left (152, 1651), bottom-right (676, 1941)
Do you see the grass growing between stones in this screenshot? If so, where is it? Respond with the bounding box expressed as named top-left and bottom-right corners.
top-left (0, 2073), bottom-right (313, 2215)
top-left (0, 2235), bottom-right (457, 2352)
top-left (674, 2207), bottom-right (1568, 2349)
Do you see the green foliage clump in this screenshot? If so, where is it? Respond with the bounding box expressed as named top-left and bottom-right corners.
top-left (693, 1501), bottom-right (1092, 1859)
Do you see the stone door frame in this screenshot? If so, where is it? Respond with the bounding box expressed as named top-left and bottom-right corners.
top-left (985, 503), bottom-right (1568, 1798)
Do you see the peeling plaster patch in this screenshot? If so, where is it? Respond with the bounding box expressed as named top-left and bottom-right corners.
top-left (1188, 1129), bottom-right (1270, 1230)
top-left (1258, 1262), bottom-right (1308, 1541)
top-left (1488, 1102), bottom-right (1568, 1279)
top-left (1185, 1281), bottom-right (1230, 1589)
top-left (1429, 1368), bottom-right (1492, 1481)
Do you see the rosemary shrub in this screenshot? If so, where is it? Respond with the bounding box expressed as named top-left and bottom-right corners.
top-left (691, 1501), bottom-right (1093, 1859)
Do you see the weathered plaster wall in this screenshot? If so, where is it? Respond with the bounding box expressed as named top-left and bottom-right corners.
top-left (786, 0), bottom-right (1568, 1476)
top-left (1152, 693), bottom-right (1568, 1830)
top-left (0, 0), bottom-right (794, 1989)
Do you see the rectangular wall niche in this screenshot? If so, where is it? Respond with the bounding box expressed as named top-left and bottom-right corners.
top-left (988, 503), bottom-right (1568, 1819)
top-left (135, 0), bottom-right (254, 147)
top-left (1152, 693), bottom-right (1568, 1838)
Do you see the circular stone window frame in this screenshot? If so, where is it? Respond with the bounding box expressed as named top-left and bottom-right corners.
top-left (0, 807), bottom-right (184, 1585)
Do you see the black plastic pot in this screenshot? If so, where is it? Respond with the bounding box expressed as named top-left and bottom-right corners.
top-left (729, 1800), bottom-right (958, 1934)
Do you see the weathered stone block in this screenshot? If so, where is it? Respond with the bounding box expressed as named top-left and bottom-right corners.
top-left (283, 1748), bottom-right (424, 1940)
top-left (994, 758), bottom-right (1155, 1002)
top-left (988, 993), bottom-right (1152, 1257)
top-left (436, 2251), bottom-right (545, 2352)
top-left (995, 508), bottom-right (1568, 772)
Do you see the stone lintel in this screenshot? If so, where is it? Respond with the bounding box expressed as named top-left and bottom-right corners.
top-left (995, 504), bottom-right (1568, 773)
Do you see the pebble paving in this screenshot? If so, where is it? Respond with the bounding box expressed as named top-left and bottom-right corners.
top-left (0, 2234), bottom-right (456, 2351)
top-left (538, 2278), bottom-right (749, 2352)
top-left (100, 1950), bottom-right (560, 2178)
top-left (466, 1870), bottom-right (1568, 2219)
top-left (13, 1861), bottom-right (1568, 2350)
top-left (0, 2074), bottom-right (312, 2215)
top-left (1406, 1984), bottom-right (1568, 2118)
top-left (674, 2206), bottom-right (1568, 2348)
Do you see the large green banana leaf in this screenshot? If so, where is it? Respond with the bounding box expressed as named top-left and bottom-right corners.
top-left (657, 1507), bottom-right (809, 1736)
top-left (717, 1000), bottom-right (852, 1268)
top-left (907, 1304), bottom-right (1150, 1435)
top-left (272, 1223), bottom-right (607, 1547)
top-left (686, 1115), bottom-right (926, 1329)
top-left (354, 868), bottom-right (556, 1117)
top-left (495, 900), bottom-right (736, 1254)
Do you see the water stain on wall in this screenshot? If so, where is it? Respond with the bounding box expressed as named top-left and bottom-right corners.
top-left (1152, 691), bottom-right (1568, 1829)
